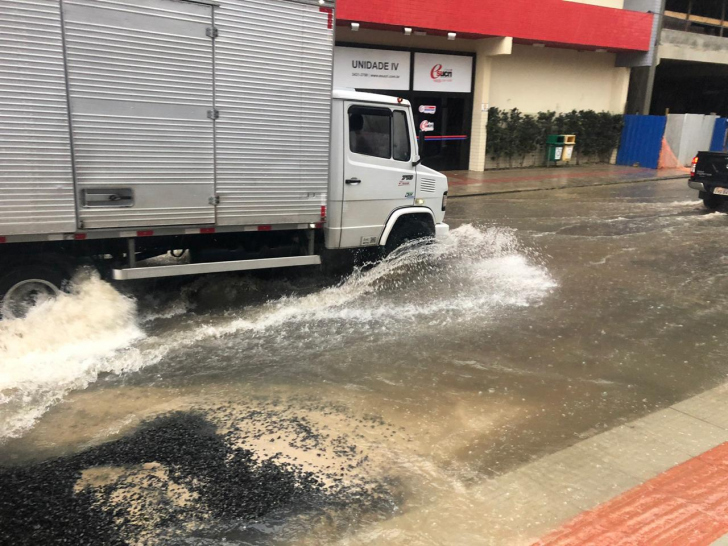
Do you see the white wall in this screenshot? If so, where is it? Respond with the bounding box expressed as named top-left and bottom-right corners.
top-left (488, 44), bottom-right (630, 114)
top-left (564, 0), bottom-right (625, 8)
top-left (665, 114), bottom-right (718, 166)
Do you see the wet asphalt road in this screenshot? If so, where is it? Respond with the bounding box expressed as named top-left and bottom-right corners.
top-left (1, 177), bottom-right (728, 545)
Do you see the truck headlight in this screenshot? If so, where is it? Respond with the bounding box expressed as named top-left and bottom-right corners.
top-left (442, 192), bottom-right (448, 211)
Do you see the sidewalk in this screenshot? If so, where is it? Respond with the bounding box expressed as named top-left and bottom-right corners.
top-left (369, 382), bottom-right (728, 545)
top-left (444, 165), bottom-right (689, 198)
top-left (530, 384), bottom-right (728, 546)
top-left (495, 382), bottom-right (728, 545)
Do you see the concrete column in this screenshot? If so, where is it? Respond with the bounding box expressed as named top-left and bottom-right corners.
top-left (468, 55), bottom-right (493, 171)
top-left (625, 66), bottom-right (652, 115)
top-left (619, 0), bottom-right (667, 115)
top-left (468, 37), bottom-right (512, 171)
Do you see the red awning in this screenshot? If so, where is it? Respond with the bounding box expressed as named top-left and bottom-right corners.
top-left (336, 0), bottom-right (653, 52)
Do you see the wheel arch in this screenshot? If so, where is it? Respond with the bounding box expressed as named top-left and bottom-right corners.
top-left (379, 207), bottom-right (436, 246)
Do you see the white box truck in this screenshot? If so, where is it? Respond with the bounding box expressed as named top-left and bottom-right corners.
top-left (0, 0), bottom-right (449, 318)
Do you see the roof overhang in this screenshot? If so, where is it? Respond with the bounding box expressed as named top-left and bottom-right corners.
top-left (337, 0), bottom-right (653, 53)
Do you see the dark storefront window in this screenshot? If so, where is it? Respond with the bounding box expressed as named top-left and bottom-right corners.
top-left (411, 94), bottom-right (471, 172)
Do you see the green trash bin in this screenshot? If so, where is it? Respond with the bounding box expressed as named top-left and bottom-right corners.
top-left (547, 135), bottom-right (576, 165)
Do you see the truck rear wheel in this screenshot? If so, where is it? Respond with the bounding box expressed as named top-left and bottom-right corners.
top-left (0, 263), bottom-right (69, 319)
top-left (703, 194), bottom-right (724, 211)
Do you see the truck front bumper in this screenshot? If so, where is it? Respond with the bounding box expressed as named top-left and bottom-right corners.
top-left (435, 223), bottom-right (450, 240)
top-left (689, 180), bottom-right (706, 191)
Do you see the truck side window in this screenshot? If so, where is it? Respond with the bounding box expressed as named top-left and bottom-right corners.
top-left (392, 110), bottom-right (410, 162)
top-left (349, 106), bottom-right (391, 160)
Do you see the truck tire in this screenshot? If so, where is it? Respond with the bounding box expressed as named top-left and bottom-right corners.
top-left (703, 194), bottom-right (724, 211)
top-left (0, 263), bottom-right (70, 319)
top-left (384, 218), bottom-right (434, 256)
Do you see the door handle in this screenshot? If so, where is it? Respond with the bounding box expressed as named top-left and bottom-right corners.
top-left (82, 188), bottom-right (134, 208)
top-left (346, 178), bottom-right (362, 185)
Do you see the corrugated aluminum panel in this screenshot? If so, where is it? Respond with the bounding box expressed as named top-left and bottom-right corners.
top-left (0, 0), bottom-right (76, 236)
top-left (215, 0), bottom-right (334, 226)
top-left (62, 0), bottom-right (216, 229)
top-left (710, 118), bottom-right (727, 153)
top-left (616, 115), bottom-right (666, 170)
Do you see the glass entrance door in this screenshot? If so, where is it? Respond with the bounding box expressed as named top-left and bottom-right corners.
top-left (410, 94), bottom-right (472, 172)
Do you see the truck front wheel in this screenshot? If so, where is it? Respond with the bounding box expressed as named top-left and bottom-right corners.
top-left (0, 263), bottom-right (69, 319)
top-left (384, 218), bottom-right (435, 256)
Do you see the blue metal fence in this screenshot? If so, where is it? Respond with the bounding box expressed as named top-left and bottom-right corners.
top-left (710, 118), bottom-right (728, 152)
top-left (616, 115), bottom-right (666, 170)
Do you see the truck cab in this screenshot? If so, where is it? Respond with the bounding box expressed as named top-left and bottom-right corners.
top-left (327, 90), bottom-right (449, 251)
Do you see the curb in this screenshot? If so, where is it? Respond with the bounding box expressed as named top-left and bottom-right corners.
top-left (533, 381), bottom-right (728, 545)
top-left (448, 174), bottom-right (688, 199)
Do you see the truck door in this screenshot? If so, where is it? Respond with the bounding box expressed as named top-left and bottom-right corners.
top-left (340, 103), bottom-right (416, 248)
top-left (62, 0), bottom-right (215, 229)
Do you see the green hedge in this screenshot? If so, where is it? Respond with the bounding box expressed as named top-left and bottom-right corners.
top-left (486, 108), bottom-right (624, 166)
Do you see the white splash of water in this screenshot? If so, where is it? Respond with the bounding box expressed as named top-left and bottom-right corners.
top-left (99, 225), bottom-right (557, 382)
top-left (138, 295), bottom-right (192, 324)
top-left (0, 273), bottom-right (144, 439)
top-left (0, 225), bottom-right (556, 440)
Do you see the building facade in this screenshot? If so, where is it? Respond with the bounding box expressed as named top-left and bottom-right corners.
top-left (335, 0), bottom-right (654, 170)
top-left (651, 0), bottom-right (728, 117)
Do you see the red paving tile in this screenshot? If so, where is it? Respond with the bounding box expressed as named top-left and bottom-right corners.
top-left (535, 442), bottom-right (728, 546)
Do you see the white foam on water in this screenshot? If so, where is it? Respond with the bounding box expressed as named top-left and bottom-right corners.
top-left (0, 273), bottom-right (144, 440)
top-left (665, 200), bottom-right (702, 207)
top-left (692, 212), bottom-right (728, 221)
top-left (0, 225), bottom-right (556, 440)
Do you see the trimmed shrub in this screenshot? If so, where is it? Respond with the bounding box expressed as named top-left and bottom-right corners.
top-left (486, 107), bottom-right (623, 167)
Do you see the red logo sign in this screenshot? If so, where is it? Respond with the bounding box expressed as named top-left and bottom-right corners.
top-left (419, 120), bottom-right (435, 132)
top-left (430, 64), bottom-right (453, 82)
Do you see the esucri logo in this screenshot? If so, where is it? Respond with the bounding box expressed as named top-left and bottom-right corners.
top-left (419, 120), bottom-right (435, 132)
top-left (430, 64), bottom-right (453, 82)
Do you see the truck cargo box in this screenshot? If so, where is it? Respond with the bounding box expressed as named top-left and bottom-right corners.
top-left (0, 0), bottom-right (334, 237)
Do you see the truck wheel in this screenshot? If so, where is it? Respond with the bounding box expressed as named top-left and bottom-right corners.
top-left (0, 264), bottom-right (69, 319)
top-left (384, 219), bottom-right (434, 256)
top-left (703, 195), bottom-right (724, 211)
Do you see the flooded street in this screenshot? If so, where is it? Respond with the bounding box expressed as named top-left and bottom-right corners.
top-left (2, 178), bottom-right (728, 545)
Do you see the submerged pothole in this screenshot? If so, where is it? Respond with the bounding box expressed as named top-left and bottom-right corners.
top-left (0, 406), bottom-right (403, 545)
